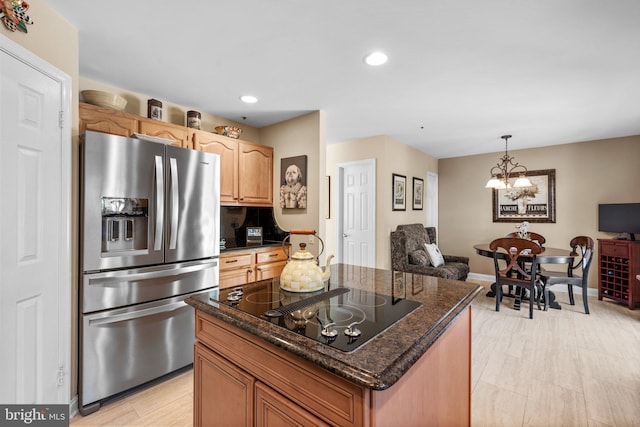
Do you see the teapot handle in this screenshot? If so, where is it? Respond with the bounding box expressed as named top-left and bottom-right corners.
top-left (281, 231), bottom-right (325, 261)
top-left (289, 229), bottom-right (316, 235)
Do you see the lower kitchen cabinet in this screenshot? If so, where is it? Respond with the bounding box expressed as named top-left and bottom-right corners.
top-left (194, 342), bottom-right (254, 427)
top-left (220, 247), bottom-right (288, 289)
top-left (220, 251), bottom-right (254, 289)
top-left (255, 382), bottom-right (329, 427)
top-left (195, 340), bottom-right (329, 427)
top-left (194, 311), bottom-right (368, 427)
top-left (255, 249), bottom-right (287, 282)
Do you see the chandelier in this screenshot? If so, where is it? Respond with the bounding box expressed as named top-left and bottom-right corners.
top-left (485, 135), bottom-right (532, 189)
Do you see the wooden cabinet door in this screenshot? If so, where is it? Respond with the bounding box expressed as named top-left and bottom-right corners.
top-left (138, 119), bottom-right (189, 148)
top-left (194, 342), bottom-right (254, 427)
top-left (238, 141), bottom-right (273, 205)
top-left (79, 103), bottom-right (138, 137)
top-left (255, 382), bottom-right (329, 427)
top-left (256, 260), bottom-right (286, 282)
top-left (194, 131), bottom-right (239, 204)
top-left (220, 267), bottom-right (255, 289)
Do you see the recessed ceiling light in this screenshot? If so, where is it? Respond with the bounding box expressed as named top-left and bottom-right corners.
top-left (240, 95), bottom-right (258, 104)
top-left (364, 51), bottom-right (388, 66)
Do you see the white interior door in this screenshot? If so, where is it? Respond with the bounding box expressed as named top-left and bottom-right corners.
top-left (338, 159), bottom-right (375, 267)
top-left (0, 36), bottom-right (71, 404)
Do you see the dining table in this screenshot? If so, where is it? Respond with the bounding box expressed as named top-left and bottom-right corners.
top-left (473, 243), bottom-right (576, 310)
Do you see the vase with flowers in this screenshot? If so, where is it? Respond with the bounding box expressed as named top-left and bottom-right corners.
top-left (515, 221), bottom-right (531, 240)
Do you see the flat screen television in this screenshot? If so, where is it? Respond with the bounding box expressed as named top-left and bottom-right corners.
top-left (598, 203), bottom-right (640, 241)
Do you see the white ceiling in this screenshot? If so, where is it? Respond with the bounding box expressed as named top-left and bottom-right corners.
top-left (46, 0), bottom-right (640, 159)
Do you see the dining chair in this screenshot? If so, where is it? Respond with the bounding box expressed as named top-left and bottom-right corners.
top-left (503, 232), bottom-right (545, 293)
top-left (539, 236), bottom-right (594, 314)
top-left (490, 237), bottom-right (544, 319)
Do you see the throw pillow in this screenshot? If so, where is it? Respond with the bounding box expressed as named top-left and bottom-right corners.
top-left (424, 243), bottom-right (445, 268)
top-left (409, 249), bottom-right (429, 266)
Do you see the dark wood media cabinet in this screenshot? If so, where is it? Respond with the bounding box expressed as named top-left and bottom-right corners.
top-left (598, 239), bottom-right (640, 309)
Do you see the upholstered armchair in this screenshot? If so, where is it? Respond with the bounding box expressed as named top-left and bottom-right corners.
top-left (390, 224), bottom-right (470, 281)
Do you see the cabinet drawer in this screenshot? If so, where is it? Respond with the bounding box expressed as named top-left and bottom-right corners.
top-left (256, 260), bottom-right (286, 281)
top-left (600, 243), bottom-right (629, 258)
top-left (256, 249), bottom-right (288, 264)
top-left (220, 253), bottom-right (253, 269)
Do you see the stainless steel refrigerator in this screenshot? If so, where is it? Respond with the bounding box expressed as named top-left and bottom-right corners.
top-left (79, 131), bottom-right (220, 415)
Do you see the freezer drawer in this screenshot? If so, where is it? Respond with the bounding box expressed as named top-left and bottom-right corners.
top-left (82, 258), bottom-right (218, 313)
top-left (79, 289), bottom-right (209, 414)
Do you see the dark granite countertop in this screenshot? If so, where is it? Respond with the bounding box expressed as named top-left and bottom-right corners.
top-left (219, 240), bottom-right (286, 253)
top-left (186, 263), bottom-right (483, 390)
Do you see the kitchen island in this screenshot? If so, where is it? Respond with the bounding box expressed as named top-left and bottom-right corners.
top-left (186, 263), bottom-right (483, 426)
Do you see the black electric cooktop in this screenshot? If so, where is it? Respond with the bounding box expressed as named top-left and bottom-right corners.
top-left (210, 281), bottom-right (422, 353)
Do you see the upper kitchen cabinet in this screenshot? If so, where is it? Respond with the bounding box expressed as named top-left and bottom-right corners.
top-left (79, 103), bottom-right (190, 148)
top-left (138, 119), bottom-right (191, 149)
top-left (194, 131), bottom-right (273, 207)
top-left (193, 130), bottom-right (239, 204)
top-left (80, 103), bottom-right (138, 137)
top-left (238, 141), bottom-right (273, 206)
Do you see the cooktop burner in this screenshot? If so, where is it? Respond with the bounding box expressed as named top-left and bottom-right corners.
top-left (212, 282), bottom-right (422, 353)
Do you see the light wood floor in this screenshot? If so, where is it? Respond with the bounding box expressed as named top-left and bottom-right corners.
top-left (70, 283), bottom-right (640, 426)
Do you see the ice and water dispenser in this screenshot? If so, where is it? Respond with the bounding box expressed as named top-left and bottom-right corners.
top-left (101, 197), bottom-right (149, 254)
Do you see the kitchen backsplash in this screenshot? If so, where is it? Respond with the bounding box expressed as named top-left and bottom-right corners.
top-left (220, 206), bottom-right (287, 248)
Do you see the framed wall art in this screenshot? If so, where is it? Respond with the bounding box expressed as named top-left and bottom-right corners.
top-left (392, 173), bottom-right (406, 211)
top-left (280, 155), bottom-right (307, 209)
top-left (412, 177), bottom-right (424, 210)
top-left (492, 169), bottom-right (556, 223)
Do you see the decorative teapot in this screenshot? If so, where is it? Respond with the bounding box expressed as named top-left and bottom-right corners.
top-left (280, 230), bottom-right (334, 292)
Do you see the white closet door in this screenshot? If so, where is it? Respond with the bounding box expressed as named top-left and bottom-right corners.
top-left (0, 37), bottom-right (70, 404)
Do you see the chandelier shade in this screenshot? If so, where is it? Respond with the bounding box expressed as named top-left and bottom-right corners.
top-left (485, 135), bottom-right (532, 189)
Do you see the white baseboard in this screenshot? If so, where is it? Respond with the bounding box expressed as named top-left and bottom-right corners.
top-left (69, 395), bottom-right (78, 419)
top-left (467, 272), bottom-right (598, 296)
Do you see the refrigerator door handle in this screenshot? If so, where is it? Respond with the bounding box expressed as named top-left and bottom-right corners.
top-left (169, 157), bottom-right (179, 250)
top-left (87, 301), bottom-right (188, 326)
top-left (87, 259), bottom-right (218, 283)
top-left (154, 155), bottom-right (164, 251)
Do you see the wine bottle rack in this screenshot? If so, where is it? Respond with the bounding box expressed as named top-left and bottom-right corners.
top-left (598, 239), bottom-right (640, 309)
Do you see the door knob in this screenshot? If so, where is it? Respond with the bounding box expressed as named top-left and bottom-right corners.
top-left (343, 234), bottom-right (350, 238)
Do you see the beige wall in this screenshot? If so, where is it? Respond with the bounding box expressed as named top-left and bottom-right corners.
top-left (260, 112), bottom-right (325, 254)
top-left (439, 135), bottom-right (640, 289)
top-left (326, 135), bottom-right (438, 269)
